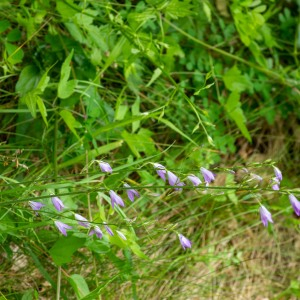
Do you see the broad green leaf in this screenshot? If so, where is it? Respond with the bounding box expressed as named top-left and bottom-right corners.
top-left (0, 20), bottom-right (10, 33)
top-left (56, 0), bottom-right (79, 19)
top-left (223, 65), bottom-right (252, 93)
top-left (225, 91), bottom-right (251, 142)
top-left (60, 110), bottom-right (81, 140)
top-left (58, 49), bottom-right (76, 99)
top-left (68, 274), bottom-right (90, 299)
top-left (7, 28), bottom-right (21, 42)
top-left (21, 92), bottom-right (38, 118)
top-left (36, 96), bottom-right (48, 126)
top-left (16, 65), bottom-right (40, 96)
top-left (36, 71), bottom-right (50, 93)
top-left (166, 0), bottom-right (195, 19)
top-left (49, 235), bottom-right (86, 266)
top-left (5, 42), bottom-right (24, 64)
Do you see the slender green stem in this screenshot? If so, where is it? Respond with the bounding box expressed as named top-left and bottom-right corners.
top-left (56, 266), bottom-right (62, 300)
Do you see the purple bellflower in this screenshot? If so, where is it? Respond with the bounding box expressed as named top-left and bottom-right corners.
top-left (29, 201), bottom-right (45, 211)
top-left (259, 205), bottom-right (273, 227)
top-left (124, 183), bottom-right (140, 202)
top-left (273, 166), bottom-right (282, 182)
top-left (51, 196), bottom-right (65, 211)
top-left (54, 221), bottom-right (72, 236)
top-left (116, 230), bottom-right (127, 240)
top-left (99, 161), bottom-right (112, 173)
top-left (200, 167), bottom-right (215, 185)
top-left (104, 224), bottom-right (114, 236)
top-left (153, 163), bottom-right (167, 181)
top-left (187, 174), bottom-right (202, 186)
top-left (109, 190), bottom-right (125, 209)
top-left (75, 213), bottom-right (90, 228)
top-left (271, 178), bottom-right (280, 191)
top-left (167, 171), bottom-right (185, 191)
top-left (178, 234), bottom-right (192, 250)
top-left (289, 194), bottom-right (300, 216)
top-left (251, 174), bottom-right (263, 182)
top-left (89, 226), bottom-right (103, 239)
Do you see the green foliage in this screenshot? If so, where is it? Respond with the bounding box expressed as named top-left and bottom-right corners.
top-left (0, 0), bottom-right (299, 298)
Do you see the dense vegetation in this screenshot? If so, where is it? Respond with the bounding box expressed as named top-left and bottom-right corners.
top-left (0, 0), bottom-right (299, 299)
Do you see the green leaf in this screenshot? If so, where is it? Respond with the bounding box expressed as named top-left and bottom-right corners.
top-left (36, 96), bottom-right (48, 126)
top-left (56, 0), bottom-right (79, 19)
top-left (36, 71), bottom-right (50, 93)
top-left (225, 91), bottom-right (252, 142)
top-left (68, 274), bottom-right (90, 299)
top-left (7, 28), bottom-right (21, 42)
top-left (131, 98), bottom-right (140, 133)
top-left (5, 42), bottom-right (24, 64)
top-left (146, 67), bottom-right (162, 87)
top-left (49, 235), bottom-right (86, 266)
top-left (20, 92), bottom-right (38, 118)
top-left (223, 65), bottom-right (252, 93)
top-left (16, 65), bottom-right (40, 96)
top-left (0, 20), bottom-right (10, 33)
top-left (58, 49), bottom-right (76, 99)
top-left (60, 110), bottom-right (81, 140)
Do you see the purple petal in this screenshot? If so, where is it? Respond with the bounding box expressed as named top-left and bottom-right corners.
top-left (124, 183), bottom-right (140, 202)
top-left (200, 167), bottom-right (215, 184)
top-left (89, 226), bottom-right (103, 239)
top-left (74, 213), bottom-right (90, 228)
top-left (259, 205), bottom-right (273, 227)
top-left (99, 161), bottom-right (113, 173)
top-left (104, 224), bottom-right (114, 236)
top-left (167, 171), bottom-right (180, 186)
top-left (289, 194), bottom-right (300, 216)
top-left (109, 190), bottom-right (125, 209)
top-left (54, 220), bottom-right (72, 236)
top-left (178, 234), bottom-right (192, 250)
top-left (273, 166), bottom-right (282, 181)
top-left (29, 201), bottom-right (45, 211)
top-left (153, 163), bottom-right (166, 181)
top-left (187, 174), bottom-right (202, 186)
top-left (51, 196), bottom-right (65, 211)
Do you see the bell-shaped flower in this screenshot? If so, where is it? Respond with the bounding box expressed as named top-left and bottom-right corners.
top-left (200, 167), bottom-right (215, 185)
top-left (251, 174), bottom-right (263, 182)
top-left (75, 213), bottom-right (90, 228)
top-left (99, 161), bottom-right (112, 173)
top-left (116, 230), bottom-right (127, 240)
top-left (124, 183), bottom-right (140, 202)
top-left (104, 224), bottom-right (114, 236)
top-left (167, 171), bottom-right (184, 191)
top-left (187, 174), bottom-right (202, 186)
top-left (178, 234), bottom-right (192, 250)
top-left (273, 166), bottom-right (282, 182)
top-left (153, 163), bottom-right (167, 181)
top-left (109, 190), bottom-right (125, 209)
top-left (289, 194), bottom-right (300, 216)
top-left (89, 226), bottom-right (103, 239)
top-left (29, 201), bottom-right (45, 211)
top-left (51, 196), bottom-right (65, 211)
top-left (54, 220), bottom-right (72, 236)
top-left (271, 178), bottom-right (280, 191)
top-left (259, 205), bottom-right (273, 227)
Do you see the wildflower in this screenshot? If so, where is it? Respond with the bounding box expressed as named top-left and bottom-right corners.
top-left (89, 226), bottom-right (103, 239)
top-left (289, 194), bottom-right (300, 216)
top-left (273, 166), bottom-right (282, 182)
top-left (252, 174), bottom-right (263, 182)
top-left (99, 161), bottom-right (112, 173)
top-left (116, 230), bottom-right (127, 240)
top-left (259, 205), bottom-right (273, 227)
top-left (124, 183), bottom-right (140, 202)
top-left (271, 178), bottom-right (280, 191)
top-left (200, 167), bottom-right (215, 185)
top-left (54, 221), bottom-right (72, 236)
top-left (109, 190), bottom-right (125, 209)
top-left (104, 224), bottom-right (114, 236)
top-left (187, 174), bottom-right (202, 186)
top-left (174, 181), bottom-right (185, 191)
top-left (178, 234), bottom-right (192, 250)
top-left (29, 201), bottom-right (45, 211)
top-left (74, 213), bottom-right (90, 228)
top-left (51, 196), bottom-right (65, 211)
top-left (153, 163), bottom-right (166, 181)
top-left (167, 171), bottom-right (180, 186)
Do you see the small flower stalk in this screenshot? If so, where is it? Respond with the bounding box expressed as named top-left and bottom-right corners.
top-left (124, 183), bottom-right (140, 202)
top-left (54, 221), bottom-right (72, 236)
top-left (51, 196), bottom-right (65, 211)
top-left (109, 190), bottom-right (125, 209)
top-left (259, 205), bottom-right (273, 227)
top-left (289, 194), bottom-right (300, 216)
top-left (178, 234), bottom-right (192, 250)
top-left (99, 161), bottom-right (113, 173)
top-left (200, 167), bottom-right (215, 185)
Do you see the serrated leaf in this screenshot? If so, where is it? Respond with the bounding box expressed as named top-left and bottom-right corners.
top-left (225, 91), bottom-right (251, 142)
top-left (58, 49), bottom-right (76, 99)
top-left (223, 65), bottom-right (252, 93)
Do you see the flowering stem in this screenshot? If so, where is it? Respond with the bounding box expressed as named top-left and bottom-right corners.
top-left (56, 266), bottom-right (61, 300)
